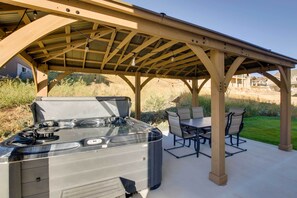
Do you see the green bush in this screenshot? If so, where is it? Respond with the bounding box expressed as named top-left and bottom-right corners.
top-left (143, 95), bottom-right (167, 112)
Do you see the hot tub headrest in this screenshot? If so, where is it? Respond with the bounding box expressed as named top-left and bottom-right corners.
top-left (31, 96), bottom-right (131, 123)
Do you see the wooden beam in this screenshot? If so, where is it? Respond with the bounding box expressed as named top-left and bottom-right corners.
top-left (48, 65), bottom-right (194, 80)
top-left (187, 44), bottom-right (220, 86)
top-left (36, 64), bottom-right (48, 96)
top-left (4, 0), bottom-right (295, 67)
top-left (143, 45), bottom-right (189, 67)
top-left (261, 72), bottom-right (281, 88)
top-left (198, 77), bottom-right (210, 93)
top-left (0, 14), bottom-right (76, 67)
top-left (224, 56), bottom-right (246, 87)
top-left (41, 28), bottom-right (101, 42)
top-left (140, 76), bottom-right (153, 90)
top-left (17, 51), bottom-right (38, 93)
top-left (181, 79), bottom-right (192, 93)
top-left (114, 41), bottom-right (130, 71)
top-left (119, 36), bottom-right (159, 65)
top-left (48, 71), bottom-right (72, 92)
top-left (135, 40), bottom-right (178, 66)
top-left (192, 79), bottom-right (198, 107)
top-left (103, 31), bottom-right (136, 65)
top-left (279, 67), bottom-right (292, 151)
top-left (19, 11), bottom-right (50, 56)
top-left (43, 28), bottom-right (113, 62)
top-left (154, 54), bottom-right (197, 71)
top-left (278, 66), bottom-right (290, 93)
top-left (101, 30), bottom-right (117, 70)
top-left (183, 66), bottom-right (196, 77)
top-left (118, 75), bottom-right (135, 92)
top-left (135, 72), bottom-right (141, 120)
top-left (209, 50), bottom-right (227, 185)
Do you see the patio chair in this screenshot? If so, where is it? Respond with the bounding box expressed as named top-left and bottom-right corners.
top-left (164, 111), bottom-right (200, 158)
top-left (192, 106), bottom-right (211, 134)
top-left (227, 107), bottom-right (247, 144)
top-left (177, 107), bottom-right (191, 120)
top-left (199, 112), bottom-right (232, 148)
top-left (225, 112), bottom-right (247, 155)
top-left (192, 106), bottom-right (204, 119)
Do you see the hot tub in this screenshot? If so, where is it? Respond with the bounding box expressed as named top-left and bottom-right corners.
top-left (0, 97), bottom-right (162, 198)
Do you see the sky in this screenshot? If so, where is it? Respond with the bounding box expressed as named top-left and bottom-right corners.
top-left (125, 0), bottom-right (297, 63)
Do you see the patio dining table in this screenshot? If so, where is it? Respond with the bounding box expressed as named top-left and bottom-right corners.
top-left (180, 117), bottom-right (212, 158)
top-left (180, 117), bottom-right (212, 131)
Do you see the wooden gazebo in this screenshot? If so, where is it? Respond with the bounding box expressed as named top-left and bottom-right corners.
top-left (1, 0), bottom-right (296, 185)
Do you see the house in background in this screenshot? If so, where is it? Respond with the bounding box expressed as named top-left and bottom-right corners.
top-left (0, 56), bottom-right (33, 80)
top-left (267, 69), bottom-right (297, 92)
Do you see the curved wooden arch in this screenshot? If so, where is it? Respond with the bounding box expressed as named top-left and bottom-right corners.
top-left (140, 77), bottom-right (153, 90)
top-left (198, 77), bottom-right (210, 93)
top-left (261, 71), bottom-right (281, 88)
top-left (0, 14), bottom-right (76, 67)
top-left (181, 79), bottom-right (193, 93)
top-left (118, 75), bottom-right (135, 93)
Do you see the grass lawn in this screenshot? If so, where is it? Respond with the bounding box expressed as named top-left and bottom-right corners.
top-left (241, 116), bottom-right (297, 150)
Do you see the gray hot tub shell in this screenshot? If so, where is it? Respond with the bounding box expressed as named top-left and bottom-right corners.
top-left (0, 97), bottom-right (162, 198)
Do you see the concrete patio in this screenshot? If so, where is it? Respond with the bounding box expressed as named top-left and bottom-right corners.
top-left (142, 131), bottom-right (297, 198)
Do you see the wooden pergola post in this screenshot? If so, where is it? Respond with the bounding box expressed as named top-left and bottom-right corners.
top-left (279, 67), bottom-right (292, 151)
top-left (135, 72), bottom-right (141, 120)
top-left (192, 79), bottom-right (198, 107)
top-left (208, 50), bottom-right (227, 185)
top-left (36, 64), bottom-right (48, 97)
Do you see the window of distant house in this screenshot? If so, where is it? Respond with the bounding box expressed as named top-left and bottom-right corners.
top-left (22, 67), bottom-right (26, 72)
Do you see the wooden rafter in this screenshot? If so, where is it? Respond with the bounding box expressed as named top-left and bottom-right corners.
top-left (103, 31), bottom-right (136, 66)
top-left (101, 30), bottom-right (117, 70)
top-left (136, 41), bottom-right (178, 72)
top-left (119, 36), bottom-right (160, 65)
top-left (137, 40), bottom-right (165, 72)
top-left (42, 28), bottom-right (113, 62)
top-left (136, 40), bottom-right (177, 66)
top-left (143, 45), bottom-right (189, 67)
top-left (18, 10), bottom-right (49, 56)
top-left (52, 57), bottom-right (129, 67)
top-left (0, 14), bottom-right (76, 67)
top-left (153, 51), bottom-right (195, 69)
top-left (182, 66), bottom-right (196, 77)
top-left (4, 0), bottom-right (295, 67)
top-left (163, 62), bottom-right (197, 76)
top-left (49, 65), bottom-right (193, 80)
top-left (154, 54), bottom-right (197, 74)
top-left (114, 41), bottom-right (130, 71)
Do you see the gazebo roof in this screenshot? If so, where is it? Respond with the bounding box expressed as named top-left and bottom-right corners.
top-left (0, 0), bottom-right (296, 80)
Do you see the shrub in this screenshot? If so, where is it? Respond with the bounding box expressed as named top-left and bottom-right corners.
top-left (0, 78), bottom-right (35, 108)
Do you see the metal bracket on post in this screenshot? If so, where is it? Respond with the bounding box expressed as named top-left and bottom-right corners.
top-left (219, 81), bottom-right (224, 92)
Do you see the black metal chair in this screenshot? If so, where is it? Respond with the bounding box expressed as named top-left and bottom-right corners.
top-left (164, 111), bottom-right (200, 158)
top-left (199, 112), bottom-right (232, 148)
top-left (227, 107), bottom-right (247, 145)
top-left (225, 111), bottom-right (247, 155)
